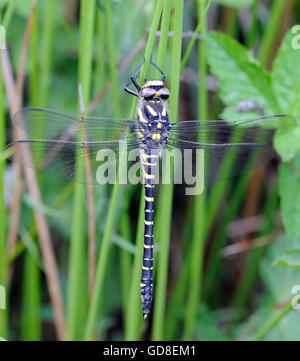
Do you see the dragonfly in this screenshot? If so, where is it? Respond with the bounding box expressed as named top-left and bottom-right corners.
top-left (5, 56), bottom-right (296, 320)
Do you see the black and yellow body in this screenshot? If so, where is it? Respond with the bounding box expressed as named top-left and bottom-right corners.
top-left (139, 147), bottom-right (157, 319)
top-left (125, 59), bottom-right (170, 319)
top-left (137, 96), bottom-right (170, 319)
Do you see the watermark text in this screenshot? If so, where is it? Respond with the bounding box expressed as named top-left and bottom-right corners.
top-left (0, 26), bottom-right (6, 50)
top-left (291, 25), bottom-right (300, 50)
top-left (0, 285), bottom-right (5, 310)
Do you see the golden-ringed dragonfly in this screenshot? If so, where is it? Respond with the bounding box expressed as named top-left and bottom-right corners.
top-left (5, 56), bottom-right (296, 320)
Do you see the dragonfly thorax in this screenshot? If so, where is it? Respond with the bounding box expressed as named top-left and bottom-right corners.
top-left (136, 99), bottom-right (170, 148)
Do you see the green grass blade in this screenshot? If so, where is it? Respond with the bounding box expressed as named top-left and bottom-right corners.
top-left (152, 0), bottom-right (184, 341)
top-left (83, 0), bottom-right (125, 340)
top-left (67, 0), bottom-right (96, 340)
top-left (165, 258), bottom-right (190, 339)
top-left (20, 6), bottom-right (41, 341)
top-left (84, 183), bottom-right (122, 340)
top-left (3, 0), bottom-right (17, 30)
top-left (128, 0), bottom-right (164, 117)
top-left (119, 203), bottom-right (133, 325)
top-left (95, 10), bottom-right (106, 93)
top-left (252, 302), bottom-right (293, 341)
top-left (180, 0), bottom-right (212, 74)
top-left (258, 0), bottom-right (286, 67)
top-left (182, 0), bottom-right (208, 341)
top-left (0, 12), bottom-right (7, 339)
top-left (20, 245), bottom-right (41, 340)
top-left (38, 0), bottom-right (55, 107)
top-left (156, 0), bottom-right (171, 74)
top-left (246, 0), bottom-right (259, 49)
top-left (104, 0), bottom-right (121, 117)
top-left (125, 188), bottom-right (145, 340)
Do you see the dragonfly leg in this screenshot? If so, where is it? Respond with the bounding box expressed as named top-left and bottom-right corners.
top-left (124, 80), bottom-right (139, 97)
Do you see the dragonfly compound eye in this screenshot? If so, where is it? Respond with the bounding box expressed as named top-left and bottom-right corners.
top-left (158, 87), bottom-right (170, 99)
top-left (140, 87), bottom-right (156, 98)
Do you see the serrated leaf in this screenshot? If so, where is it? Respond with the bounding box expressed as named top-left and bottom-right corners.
top-left (279, 154), bottom-right (300, 245)
top-left (271, 29), bottom-right (300, 160)
top-left (213, 0), bottom-right (254, 8)
top-left (272, 30), bottom-right (300, 118)
top-left (205, 31), bottom-right (278, 121)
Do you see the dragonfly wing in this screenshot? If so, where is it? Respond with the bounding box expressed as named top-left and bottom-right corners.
top-left (166, 115), bottom-right (296, 185)
top-left (5, 138), bottom-right (141, 184)
top-left (13, 107), bottom-right (134, 142)
top-left (168, 115), bottom-right (296, 140)
top-left (165, 139), bottom-right (274, 186)
top-left (7, 107), bottom-right (140, 184)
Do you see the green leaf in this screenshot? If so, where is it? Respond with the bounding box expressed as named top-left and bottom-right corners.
top-left (260, 234), bottom-right (300, 302)
top-left (272, 30), bottom-right (300, 118)
top-left (0, 336), bottom-right (6, 341)
top-left (194, 304), bottom-right (229, 340)
top-left (236, 235), bottom-right (300, 340)
top-left (236, 301), bottom-right (300, 341)
top-left (205, 32), bottom-right (278, 121)
top-left (274, 126), bottom-right (300, 162)
top-left (272, 29), bottom-right (300, 160)
top-left (213, 0), bottom-right (254, 8)
top-left (279, 154), bottom-right (300, 246)
top-left (273, 248), bottom-right (300, 269)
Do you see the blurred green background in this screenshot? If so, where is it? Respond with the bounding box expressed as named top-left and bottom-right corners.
top-left (0, 0), bottom-right (300, 341)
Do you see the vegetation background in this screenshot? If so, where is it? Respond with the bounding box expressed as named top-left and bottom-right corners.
top-left (0, 0), bottom-right (300, 341)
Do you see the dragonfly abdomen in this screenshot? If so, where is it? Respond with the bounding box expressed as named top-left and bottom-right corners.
top-left (140, 147), bottom-right (158, 320)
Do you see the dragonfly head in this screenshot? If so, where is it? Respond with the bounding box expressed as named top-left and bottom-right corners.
top-left (140, 80), bottom-right (170, 101)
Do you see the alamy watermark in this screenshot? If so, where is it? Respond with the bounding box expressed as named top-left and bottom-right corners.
top-left (91, 143), bottom-right (205, 195)
top-left (291, 285), bottom-right (300, 310)
top-left (0, 25), bottom-right (6, 50)
top-left (291, 25), bottom-right (300, 50)
top-left (0, 285), bottom-right (5, 310)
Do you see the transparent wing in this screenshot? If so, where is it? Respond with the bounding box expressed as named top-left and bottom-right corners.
top-left (167, 115), bottom-right (296, 185)
top-left (6, 108), bottom-right (140, 184)
top-left (169, 114), bottom-right (295, 139)
top-left (6, 139), bottom-right (141, 184)
top-left (13, 107), bottom-right (134, 141)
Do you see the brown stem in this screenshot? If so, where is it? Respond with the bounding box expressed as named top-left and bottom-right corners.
top-left (2, 49), bottom-right (66, 341)
top-left (7, 0), bottom-right (38, 273)
top-left (78, 84), bottom-right (96, 297)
